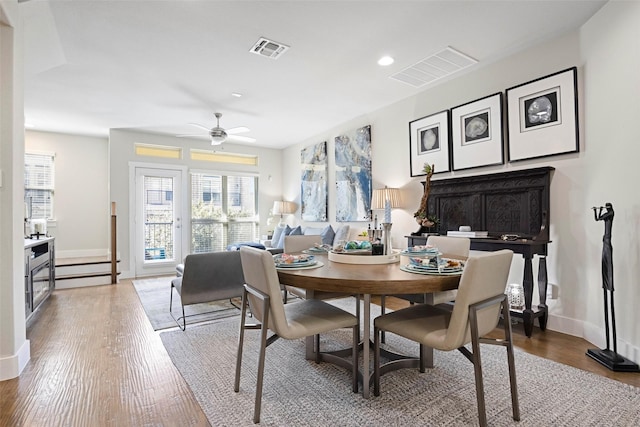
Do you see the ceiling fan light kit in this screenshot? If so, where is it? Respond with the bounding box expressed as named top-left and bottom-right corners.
top-left (210, 129), bottom-right (227, 145)
top-left (177, 112), bottom-right (254, 145)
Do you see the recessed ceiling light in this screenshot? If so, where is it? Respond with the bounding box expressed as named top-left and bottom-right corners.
top-left (378, 56), bottom-right (394, 66)
top-left (232, 92), bottom-right (243, 98)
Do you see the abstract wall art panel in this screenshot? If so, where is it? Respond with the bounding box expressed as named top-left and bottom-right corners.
top-left (335, 125), bottom-right (372, 222)
top-left (300, 141), bottom-right (328, 221)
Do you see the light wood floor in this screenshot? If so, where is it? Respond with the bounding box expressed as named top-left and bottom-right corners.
top-left (1, 280), bottom-right (638, 426)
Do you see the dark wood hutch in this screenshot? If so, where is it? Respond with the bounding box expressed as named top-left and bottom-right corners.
top-left (406, 166), bottom-right (553, 337)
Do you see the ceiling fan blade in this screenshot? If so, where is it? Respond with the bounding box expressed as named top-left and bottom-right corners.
top-left (188, 122), bottom-right (212, 131)
top-left (176, 133), bottom-right (208, 138)
top-left (227, 135), bottom-right (257, 143)
top-left (226, 126), bottom-right (250, 134)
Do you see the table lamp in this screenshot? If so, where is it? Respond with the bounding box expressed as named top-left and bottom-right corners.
top-left (371, 187), bottom-right (401, 255)
top-left (371, 187), bottom-right (402, 224)
top-left (272, 200), bottom-right (297, 226)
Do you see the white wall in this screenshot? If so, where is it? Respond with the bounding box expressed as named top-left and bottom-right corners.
top-left (25, 131), bottom-right (109, 258)
top-left (282, 1), bottom-right (640, 361)
top-left (109, 129), bottom-right (283, 278)
top-left (0, 0), bottom-right (30, 381)
top-left (579, 0), bottom-right (640, 360)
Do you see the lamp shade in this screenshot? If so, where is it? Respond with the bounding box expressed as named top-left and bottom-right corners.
top-left (272, 200), bottom-right (297, 215)
top-left (371, 187), bottom-right (401, 210)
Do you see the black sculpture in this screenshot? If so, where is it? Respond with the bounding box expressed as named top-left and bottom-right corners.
top-left (587, 203), bottom-right (639, 371)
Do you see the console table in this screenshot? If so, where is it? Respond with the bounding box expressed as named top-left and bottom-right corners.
top-left (407, 235), bottom-right (548, 337)
top-left (410, 166), bottom-right (554, 337)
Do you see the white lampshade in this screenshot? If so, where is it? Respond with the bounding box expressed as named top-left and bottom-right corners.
top-left (371, 187), bottom-right (402, 210)
top-left (273, 200), bottom-right (297, 216)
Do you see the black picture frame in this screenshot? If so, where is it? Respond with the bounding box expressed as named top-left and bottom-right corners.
top-left (451, 92), bottom-right (504, 171)
top-left (409, 110), bottom-right (451, 176)
top-left (506, 67), bottom-right (579, 162)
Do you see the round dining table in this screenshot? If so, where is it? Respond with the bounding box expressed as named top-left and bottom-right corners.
top-left (276, 253), bottom-right (462, 398)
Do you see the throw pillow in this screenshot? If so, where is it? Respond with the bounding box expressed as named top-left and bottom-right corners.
top-left (303, 227), bottom-right (324, 235)
top-left (271, 225), bottom-right (286, 248)
top-left (276, 225), bottom-right (292, 249)
top-left (333, 224), bottom-right (350, 244)
top-left (320, 225), bottom-right (335, 245)
top-left (289, 226), bottom-right (303, 236)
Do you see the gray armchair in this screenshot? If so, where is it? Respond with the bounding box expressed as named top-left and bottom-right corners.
top-left (170, 251), bottom-right (245, 330)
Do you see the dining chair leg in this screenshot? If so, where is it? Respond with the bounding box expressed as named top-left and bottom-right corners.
top-left (419, 344), bottom-right (426, 373)
top-left (253, 300), bottom-right (271, 424)
top-left (373, 326), bottom-right (380, 396)
top-left (469, 304), bottom-right (488, 427)
top-left (234, 289), bottom-right (249, 393)
top-left (314, 334), bottom-right (320, 363)
top-left (355, 295), bottom-right (361, 344)
top-left (380, 296), bottom-right (386, 343)
top-left (502, 298), bottom-right (521, 421)
top-left (169, 286), bottom-right (187, 331)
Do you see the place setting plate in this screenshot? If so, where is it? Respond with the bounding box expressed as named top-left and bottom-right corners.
top-left (302, 244), bottom-right (331, 254)
top-left (401, 257), bottom-right (464, 275)
top-left (400, 245), bottom-right (441, 256)
top-left (274, 254), bottom-right (322, 269)
top-left (400, 264), bottom-right (464, 275)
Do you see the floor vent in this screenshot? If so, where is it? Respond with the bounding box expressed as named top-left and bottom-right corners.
top-left (249, 37), bottom-right (290, 59)
top-left (390, 47), bottom-right (477, 88)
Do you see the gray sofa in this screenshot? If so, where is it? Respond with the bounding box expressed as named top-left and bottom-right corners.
top-left (170, 251), bottom-right (245, 330)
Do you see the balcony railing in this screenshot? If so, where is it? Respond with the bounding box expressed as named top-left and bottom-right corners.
top-left (144, 221), bottom-right (173, 260)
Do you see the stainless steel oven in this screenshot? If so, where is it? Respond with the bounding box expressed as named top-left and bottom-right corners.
top-left (25, 240), bottom-right (54, 320)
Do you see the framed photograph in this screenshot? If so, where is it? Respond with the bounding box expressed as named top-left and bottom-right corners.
top-left (409, 110), bottom-right (450, 176)
top-left (451, 92), bottom-right (504, 171)
top-left (506, 67), bottom-right (579, 162)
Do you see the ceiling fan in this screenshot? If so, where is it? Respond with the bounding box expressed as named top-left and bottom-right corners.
top-left (177, 112), bottom-right (256, 145)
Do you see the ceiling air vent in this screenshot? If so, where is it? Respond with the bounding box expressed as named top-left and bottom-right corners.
top-left (249, 37), bottom-right (290, 59)
top-left (390, 47), bottom-right (478, 88)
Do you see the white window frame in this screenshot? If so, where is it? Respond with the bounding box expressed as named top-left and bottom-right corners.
top-left (25, 151), bottom-right (55, 220)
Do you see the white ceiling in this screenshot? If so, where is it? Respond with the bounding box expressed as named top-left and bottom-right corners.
top-left (21, 0), bottom-right (606, 149)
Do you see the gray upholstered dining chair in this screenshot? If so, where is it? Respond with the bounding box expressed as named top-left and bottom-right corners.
top-left (170, 251), bottom-right (244, 330)
top-left (379, 236), bottom-right (470, 341)
top-left (234, 246), bottom-right (359, 424)
top-left (399, 235), bottom-right (471, 305)
top-left (282, 235), bottom-right (322, 302)
top-left (282, 235), bottom-right (350, 303)
top-left (373, 249), bottom-right (519, 427)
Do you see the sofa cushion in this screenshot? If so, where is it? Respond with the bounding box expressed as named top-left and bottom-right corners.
top-left (303, 226), bottom-right (324, 235)
top-left (276, 225), bottom-right (292, 249)
top-left (226, 242), bottom-right (266, 251)
top-left (320, 225), bottom-right (335, 245)
top-left (334, 224), bottom-right (350, 244)
top-left (271, 225), bottom-right (287, 249)
top-left (289, 225), bottom-right (302, 235)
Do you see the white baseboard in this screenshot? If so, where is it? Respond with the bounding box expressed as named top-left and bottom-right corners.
top-left (548, 313), bottom-right (640, 364)
top-left (0, 339), bottom-right (30, 381)
top-left (55, 249), bottom-right (108, 259)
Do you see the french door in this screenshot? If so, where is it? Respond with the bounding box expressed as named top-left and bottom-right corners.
top-left (134, 167), bottom-right (184, 277)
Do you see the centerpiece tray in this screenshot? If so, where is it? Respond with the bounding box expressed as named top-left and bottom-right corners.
top-left (328, 249), bottom-right (400, 265)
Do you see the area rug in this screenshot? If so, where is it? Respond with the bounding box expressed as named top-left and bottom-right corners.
top-left (133, 276), bottom-right (241, 331)
top-left (160, 297), bottom-right (640, 426)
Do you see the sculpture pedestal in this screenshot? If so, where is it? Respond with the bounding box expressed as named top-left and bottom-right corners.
top-left (587, 348), bottom-right (640, 372)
